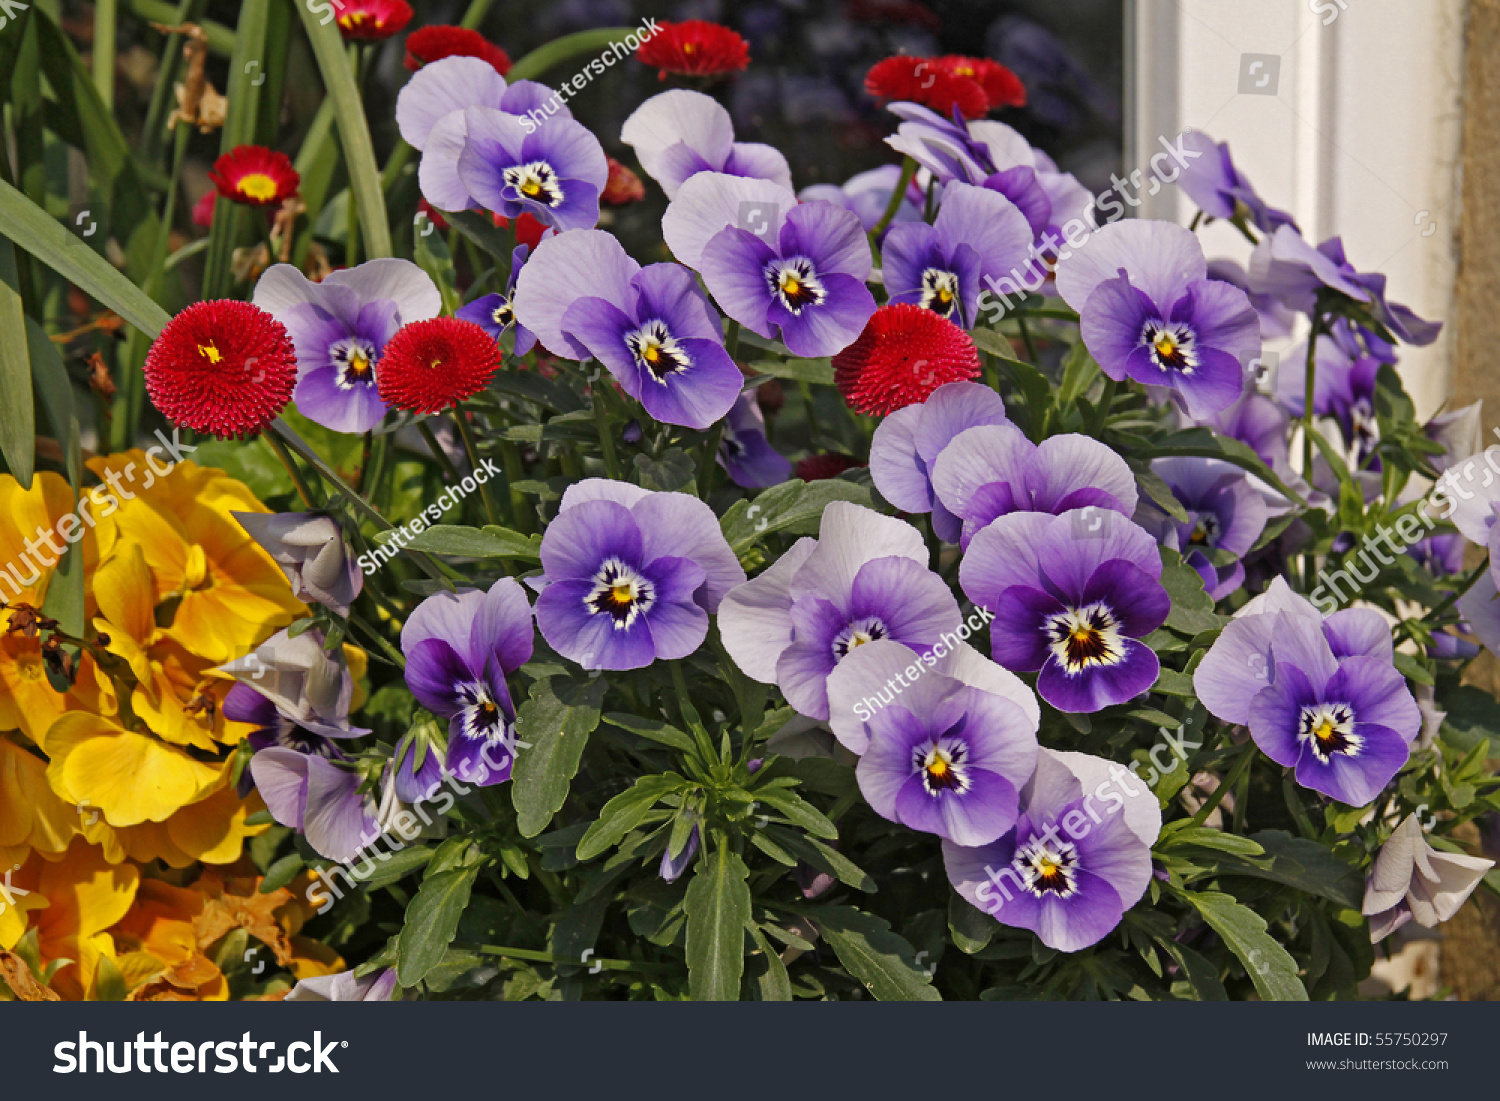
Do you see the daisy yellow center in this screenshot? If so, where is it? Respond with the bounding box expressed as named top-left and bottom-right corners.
top-left (684, 43), bottom-right (697, 54)
top-left (955, 65), bottom-right (975, 77)
top-left (198, 342), bottom-right (222, 364)
top-left (237, 173), bottom-right (279, 202)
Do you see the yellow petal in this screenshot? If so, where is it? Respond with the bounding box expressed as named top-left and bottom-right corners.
top-left (92, 542), bottom-right (157, 645)
top-left (42, 713), bottom-right (222, 827)
top-left (166, 785), bottom-right (265, 865)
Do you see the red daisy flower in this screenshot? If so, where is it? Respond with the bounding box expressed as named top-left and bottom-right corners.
top-left (795, 453), bottom-right (866, 482)
top-left (637, 20), bottom-right (750, 80)
top-left (377, 318), bottom-right (502, 413)
top-left (936, 55), bottom-right (1026, 109)
top-left (191, 189), bottom-right (216, 229)
top-left (144, 301), bottom-right (297, 439)
top-left (208, 145), bottom-right (300, 208)
top-left (403, 25), bottom-right (511, 75)
top-left (336, 0), bottom-right (412, 40)
top-left (832, 303), bottom-right (981, 416)
top-left (864, 56), bottom-right (988, 119)
top-left (601, 157), bottom-right (646, 206)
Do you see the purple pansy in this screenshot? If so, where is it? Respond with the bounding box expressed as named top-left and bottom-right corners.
top-left (232, 512), bottom-right (362, 617)
top-left (1424, 401), bottom-right (1483, 474)
top-left (881, 181), bottom-right (1033, 328)
top-left (1055, 220), bottom-right (1261, 418)
top-left (514, 229), bottom-right (743, 429)
top-left (1249, 226), bottom-right (1442, 346)
top-left (931, 425), bottom-right (1138, 549)
top-left (219, 628), bottom-right (368, 741)
top-left (535, 480), bottom-right (745, 672)
top-left (224, 681), bottom-right (343, 798)
top-left (959, 509), bottom-right (1170, 713)
top-left (1173, 130), bottom-right (1299, 235)
top-left (621, 89), bottom-right (792, 199)
top-left (287, 967), bottom-right (398, 1002)
top-left (1194, 578), bottom-right (1419, 805)
top-left (829, 639), bottom-right (1038, 847)
top-left (252, 260), bottom-right (441, 434)
top-left (455, 243), bottom-right (541, 356)
top-left (662, 172), bottom-right (877, 358)
top-left (251, 746), bottom-right (378, 863)
top-left (719, 501), bottom-right (963, 721)
top-left (1190, 383), bottom-right (1291, 471)
top-left (797, 164), bottom-right (923, 234)
top-left (718, 392), bottom-right (791, 489)
top-left (1274, 334), bottom-right (1381, 461)
top-left (944, 748), bottom-right (1160, 952)
top-left (1363, 814), bottom-right (1494, 942)
top-left (967, 118), bottom-right (1094, 253)
top-left (869, 381), bottom-right (1010, 544)
top-left (1144, 456), bottom-right (1268, 600)
top-left (401, 578), bottom-right (535, 788)
top-left (1206, 258), bottom-right (1296, 342)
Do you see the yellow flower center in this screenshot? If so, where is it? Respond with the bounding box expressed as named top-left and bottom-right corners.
top-left (609, 581), bottom-right (635, 607)
top-left (926, 754), bottom-right (951, 781)
top-left (1153, 333), bottom-right (1178, 360)
top-left (238, 173), bottom-right (279, 202)
top-left (347, 349), bottom-right (371, 378)
top-left (198, 342), bottom-right (223, 364)
top-left (780, 272), bottom-right (803, 296)
top-left (684, 42), bottom-right (697, 54)
top-left (1034, 855), bottom-right (1062, 881)
top-left (1312, 718), bottom-right (1337, 744)
top-left (16, 653), bottom-right (44, 682)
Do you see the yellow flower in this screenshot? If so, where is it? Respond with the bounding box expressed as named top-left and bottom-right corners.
top-left (0, 471), bottom-right (101, 611)
top-left (0, 735), bottom-right (82, 867)
top-left (12, 841), bottom-right (139, 1000)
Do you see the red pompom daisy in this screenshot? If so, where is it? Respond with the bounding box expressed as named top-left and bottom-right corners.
top-left (403, 25), bottom-right (511, 75)
top-left (336, 0), bottom-right (412, 40)
top-left (377, 318), bottom-right (502, 413)
top-left (191, 189), bottom-right (216, 229)
top-left (601, 157), bottom-right (646, 206)
top-left (832, 303), bottom-right (981, 416)
top-left (208, 145), bottom-right (300, 208)
top-left (937, 56), bottom-right (1026, 109)
top-left (796, 453), bottom-right (866, 482)
top-left (637, 20), bottom-right (750, 80)
top-left (864, 56), bottom-right (987, 119)
top-left (144, 300), bottom-right (297, 439)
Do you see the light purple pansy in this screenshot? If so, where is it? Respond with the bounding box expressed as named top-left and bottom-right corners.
top-left (1363, 814), bottom-right (1494, 943)
top-left (535, 480), bottom-right (745, 672)
top-left (621, 89), bottom-right (793, 199)
top-left (1144, 456), bottom-right (1268, 601)
top-left (884, 102), bottom-right (995, 185)
top-left (662, 172), bottom-right (877, 358)
top-left (797, 164), bottom-right (923, 234)
top-left (1248, 226), bottom-right (1442, 346)
top-left (224, 681), bottom-right (342, 799)
top-left (232, 511), bottom-right (362, 617)
top-left (1423, 446), bottom-right (1500, 598)
top-left (455, 242), bottom-right (541, 356)
top-left (1194, 578), bottom-right (1419, 805)
top-left (931, 425), bottom-right (1138, 549)
top-left (401, 577), bottom-right (535, 789)
top-left (219, 627), bottom-right (368, 741)
top-left (1173, 130), bottom-right (1299, 235)
top-left (287, 967), bottom-right (398, 1002)
top-left (251, 260), bottom-right (441, 434)
top-left (828, 639), bottom-right (1038, 847)
top-left (1424, 401), bottom-right (1483, 475)
top-left (1206, 258), bottom-right (1296, 342)
top-left (719, 392), bottom-right (791, 489)
top-left (1189, 383), bottom-right (1291, 472)
top-left (959, 509), bottom-right (1170, 713)
top-left (967, 118), bottom-right (1094, 254)
top-left (251, 746), bottom-right (378, 863)
top-left (944, 748), bottom-right (1160, 953)
top-left (1054, 219), bottom-right (1262, 418)
top-left (881, 181), bottom-right (1033, 329)
top-left (513, 229), bottom-right (743, 429)
top-left (1274, 334), bottom-right (1381, 461)
top-left (718, 501), bottom-right (962, 721)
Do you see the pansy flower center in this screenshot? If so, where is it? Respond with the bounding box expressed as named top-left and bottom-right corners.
top-left (1140, 320), bottom-right (1199, 374)
top-left (330, 336), bottom-right (379, 390)
top-left (238, 173), bottom-right (279, 203)
top-left (1017, 835), bottom-right (1080, 898)
top-left (919, 268), bottom-right (961, 319)
top-left (1044, 602), bottom-right (1125, 673)
top-left (503, 161), bottom-right (565, 208)
top-left (1188, 512), bottom-right (1220, 546)
top-left (765, 257), bottom-right (827, 314)
top-left (585, 556), bottom-right (655, 630)
top-left (1298, 701), bottom-right (1361, 763)
top-left (624, 320), bottom-right (692, 383)
top-left (831, 616), bottom-right (887, 660)
top-left (912, 737), bottom-right (971, 796)
top-left (490, 297), bottom-right (515, 329)
top-left (456, 680), bottom-right (512, 746)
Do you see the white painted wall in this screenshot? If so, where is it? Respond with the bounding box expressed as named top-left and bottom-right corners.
top-left (1125, 0), bottom-right (1465, 418)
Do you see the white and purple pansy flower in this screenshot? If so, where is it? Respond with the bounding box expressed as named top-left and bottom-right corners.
top-left (718, 501), bottom-right (962, 722)
top-left (826, 638), bottom-right (1038, 847)
top-left (1141, 456), bottom-right (1268, 601)
top-left (869, 381), bottom-right (1010, 544)
top-left (718, 392), bottom-right (791, 489)
top-left (944, 748), bottom-right (1160, 952)
top-left (513, 229), bottom-right (744, 430)
top-left (663, 172), bottom-right (877, 358)
top-left (880, 181), bottom-right (1033, 328)
top-left (620, 88), bottom-right (793, 199)
top-left (960, 509), bottom-right (1170, 713)
top-left (1172, 130), bottom-right (1300, 235)
top-left (931, 424), bottom-right (1138, 549)
top-left (535, 480), bottom-right (745, 672)
top-left (401, 577), bottom-right (536, 789)
top-left (455, 242), bottom-right (542, 355)
top-left (1194, 578), bottom-right (1420, 806)
top-left (252, 259), bottom-right (441, 434)
top-left (251, 747), bottom-right (379, 863)
top-left (1055, 220), bottom-right (1262, 418)
top-left (797, 164), bottom-right (924, 234)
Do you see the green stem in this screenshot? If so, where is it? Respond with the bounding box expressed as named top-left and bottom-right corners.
top-left (452, 406), bottom-right (503, 527)
top-left (697, 423), bottom-right (724, 500)
top-left (266, 429), bottom-right (317, 507)
top-left (418, 418), bottom-right (464, 485)
top-left (593, 376), bottom-right (621, 479)
top-left (869, 156), bottom-right (917, 242)
top-left (1088, 379), bottom-right (1117, 437)
top-left (499, 441), bottom-right (531, 534)
top-left (1016, 315), bottom-right (1038, 362)
top-left (1395, 554), bottom-right (1490, 646)
top-left (347, 611), bottom-right (405, 668)
top-left (1191, 745), bottom-right (1256, 827)
top-left (460, 0), bottom-right (494, 28)
top-left (93, 0), bottom-right (118, 109)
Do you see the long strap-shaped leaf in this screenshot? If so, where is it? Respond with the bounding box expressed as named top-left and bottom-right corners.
top-left (295, 4), bottom-right (392, 259)
top-left (0, 178), bottom-right (170, 338)
top-left (0, 240), bottom-right (35, 487)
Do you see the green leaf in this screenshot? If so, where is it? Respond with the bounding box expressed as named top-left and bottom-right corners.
top-left (746, 357), bottom-right (835, 385)
top-left (512, 677), bottom-right (608, 837)
top-left (350, 844), bottom-right (435, 890)
top-left (1134, 466), bottom-right (1189, 523)
top-left (1156, 937), bottom-right (1228, 1000)
top-left (720, 478), bottom-right (872, 554)
top-left (749, 925), bottom-right (792, 1001)
top-left (30, 318), bottom-right (84, 637)
top-left (0, 177), bottom-right (170, 337)
top-left (396, 865), bottom-right (479, 987)
top-left (506, 27), bottom-right (643, 82)
top-left (1157, 824), bottom-right (1266, 857)
top-left (947, 893), bottom-right (995, 954)
top-left (752, 787), bottom-right (838, 840)
top-left (1159, 547), bottom-right (1222, 635)
top-left (447, 209), bottom-right (516, 262)
top-left (815, 906), bottom-right (942, 1001)
top-left (91, 953), bottom-right (129, 1001)
top-left (295, 0), bottom-right (392, 259)
top-left (0, 239), bottom-right (34, 486)
top-left (575, 773), bottom-right (686, 861)
top-left (766, 828), bottom-right (874, 892)
top-left (1217, 830), bottom-right (1365, 909)
top-left (1183, 889), bottom-right (1307, 1001)
top-left (603, 712), bottom-right (696, 754)
top-left (684, 846), bottom-right (752, 1001)
top-left (259, 853), bottom-right (305, 894)
top-left (381, 523), bottom-right (543, 560)
top-left (1058, 340), bottom-right (1101, 410)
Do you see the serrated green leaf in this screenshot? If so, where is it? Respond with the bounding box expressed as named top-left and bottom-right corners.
top-left (576, 773), bottom-right (686, 861)
top-left (396, 865), bottom-right (479, 987)
top-left (684, 846), bottom-right (751, 1001)
top-left (815, 906), bottom-right (941, 1001)
top-left (512, 677), bottom-right (608, 837)
top-left (1184, 889), bottom-right (1307, 1001)
top-left (752, 787), bottom-right (838, 840)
